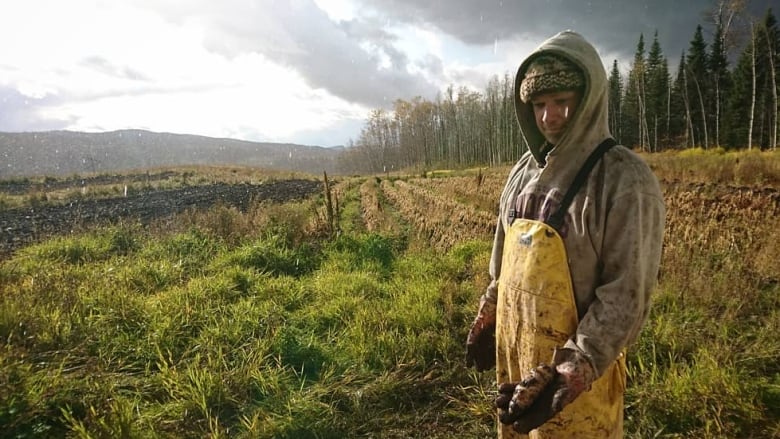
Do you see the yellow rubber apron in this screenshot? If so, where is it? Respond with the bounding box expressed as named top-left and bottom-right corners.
top-left (495, 218), bottom-right (626, 439)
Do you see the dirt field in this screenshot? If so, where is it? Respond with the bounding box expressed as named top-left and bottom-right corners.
top-left (0, 178), bottom-right (321, 257)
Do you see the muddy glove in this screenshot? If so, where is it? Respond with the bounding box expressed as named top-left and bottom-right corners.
top-left (498, 347), bottom-right (596, 434)
top-left (465, 296), bottom-right (496, 371)
top-left (494, 364), bottom-right (555, 424)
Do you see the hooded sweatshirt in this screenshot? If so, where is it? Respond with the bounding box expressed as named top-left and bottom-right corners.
top-left (484, 31), bottom-right (665, 377)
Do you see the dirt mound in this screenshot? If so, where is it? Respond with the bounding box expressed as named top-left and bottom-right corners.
top-left (0, 179), bottom-right (321, 257)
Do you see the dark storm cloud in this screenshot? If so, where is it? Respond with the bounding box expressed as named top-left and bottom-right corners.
top-left (165, 0), bottom-right (440, 108)
top-left (359, 0), bottom-right (775, 67)
top-left (417, 54), bottom-right (444, 78)
top-left (262, 2), bottom-right (438, 107)
top-left (146, 0), bottom-right (733, 110)
top-left (341, 18), bottom-right (410, 70)
top-left (184, 0), bottom-right (777, 111)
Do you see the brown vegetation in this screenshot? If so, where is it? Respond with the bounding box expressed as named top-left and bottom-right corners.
top-left (380, 179), bottom-right (495, 250)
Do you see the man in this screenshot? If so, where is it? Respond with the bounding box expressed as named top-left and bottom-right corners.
top-left (465, 31), bottom-right (665, 438)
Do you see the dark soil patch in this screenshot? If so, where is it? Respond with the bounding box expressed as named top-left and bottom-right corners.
top-left (0, 179), bottom-right (321, 257)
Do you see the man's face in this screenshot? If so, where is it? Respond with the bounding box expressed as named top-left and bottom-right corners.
top-left (530, 90), bottom-right (581, 145)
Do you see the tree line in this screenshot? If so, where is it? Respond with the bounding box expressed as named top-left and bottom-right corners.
top-left (337, 4), bottom-right (779, 174)
top-left (337, 82), bottom-right (522, 174)
top-left (618, 5), bottom-right (779, 153)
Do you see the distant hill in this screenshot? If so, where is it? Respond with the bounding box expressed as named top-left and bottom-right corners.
top-left (0, 130), bottom-right (343, 178)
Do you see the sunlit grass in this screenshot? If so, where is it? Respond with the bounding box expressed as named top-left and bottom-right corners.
top-left (1, 151), bottom-right (778, 437)
top-left (0, 205), bottom-right (495, 437)
top-left (642, 147), bottom-right (780, 185)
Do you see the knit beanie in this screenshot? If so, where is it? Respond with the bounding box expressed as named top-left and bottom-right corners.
top-left (519, 53), bottom-right (585, 103)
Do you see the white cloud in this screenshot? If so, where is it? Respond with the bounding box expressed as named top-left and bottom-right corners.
top-left (0, 0), bottom-right (369, 145)
top-left (2, 0), bottom-right (703, 147)
top-left (313, 0), bottom-right (359, 22)
top-left (393, 24), bottom-right (444, 62)
top-left (39, 52), bottom-right (366, 142)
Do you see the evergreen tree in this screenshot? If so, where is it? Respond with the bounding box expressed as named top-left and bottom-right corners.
top-left (671, 51), bottom-right (694, 147)
top-left (722, 9), bottom-right (780, 149)
top-left (608, 60), bottom-right (623, 142)
top-left (724, 41), bottom-right (754, 148)
top-left (662, 57), bottom-right (672, 144)
top-left (623, 34), bottom-right (647, 149)
top-left (646, 31), bottom-right (670, 150)
top-left (710, 20), bottom-right (731, 147)
top-left (687, 25), bottom-right (710, 148)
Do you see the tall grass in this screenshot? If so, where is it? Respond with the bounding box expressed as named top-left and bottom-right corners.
top-left (0, 196), bottom-right (496, 437)
top-left (625, 151), bottom-right (780, 438)
top-left (643, 148), bottom-right (780, 186)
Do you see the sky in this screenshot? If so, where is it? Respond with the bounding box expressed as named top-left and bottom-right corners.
top-left (1, 0), bottom-right (776, 147)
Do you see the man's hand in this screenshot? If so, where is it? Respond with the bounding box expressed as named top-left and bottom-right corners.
top-left (495, 364), bottom-right (555, 424)
top-left (497, 347), bottom-right (596, 434)
top-left (465, 297), bottom-right (497, 371)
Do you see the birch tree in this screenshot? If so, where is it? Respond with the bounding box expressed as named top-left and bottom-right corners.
top-left (760, 10), bottom-right (779, 148)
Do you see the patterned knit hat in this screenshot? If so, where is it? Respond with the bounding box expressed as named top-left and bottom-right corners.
top-left (519, 53), bottom-right (585, 103)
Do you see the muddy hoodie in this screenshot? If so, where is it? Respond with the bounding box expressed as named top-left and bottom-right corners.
top-left (484, 31), bottom-right (665, 377)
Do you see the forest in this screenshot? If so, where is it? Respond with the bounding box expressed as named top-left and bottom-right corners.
top-left (337, 5), bottom-right (780, 174)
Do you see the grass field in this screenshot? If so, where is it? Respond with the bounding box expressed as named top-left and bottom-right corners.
top-left (1, 150), bottom-right (779, 438)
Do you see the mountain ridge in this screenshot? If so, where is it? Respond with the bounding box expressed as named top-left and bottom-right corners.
top-left (0, 129), bottom-right (343, 178)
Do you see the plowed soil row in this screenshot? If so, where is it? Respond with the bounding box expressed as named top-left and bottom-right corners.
top-left (0, 171), bottom-right (181, 195)
top-left (381, 179), bottom-right (495, 250)
top-left (0, 179), bottom-right (321, 256)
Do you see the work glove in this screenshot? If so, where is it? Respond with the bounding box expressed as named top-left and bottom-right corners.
top-left (494, 364), bottom-right (555, 423)
top-left (496, 347), bottom-right (596, 434)
top-left (465, 296), bottom-right (497, 371)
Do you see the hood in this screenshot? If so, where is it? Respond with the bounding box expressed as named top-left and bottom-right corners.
top-left (514, 31), bottom-right (612, 167)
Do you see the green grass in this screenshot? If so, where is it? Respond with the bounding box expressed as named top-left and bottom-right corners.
top-left (0, 213), bottom-right (496, 437)
top-left (1, 152), bottom-right (779, 437)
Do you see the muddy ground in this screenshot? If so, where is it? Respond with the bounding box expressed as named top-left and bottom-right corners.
top-left (0, 179), bottom-right (322, 257)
